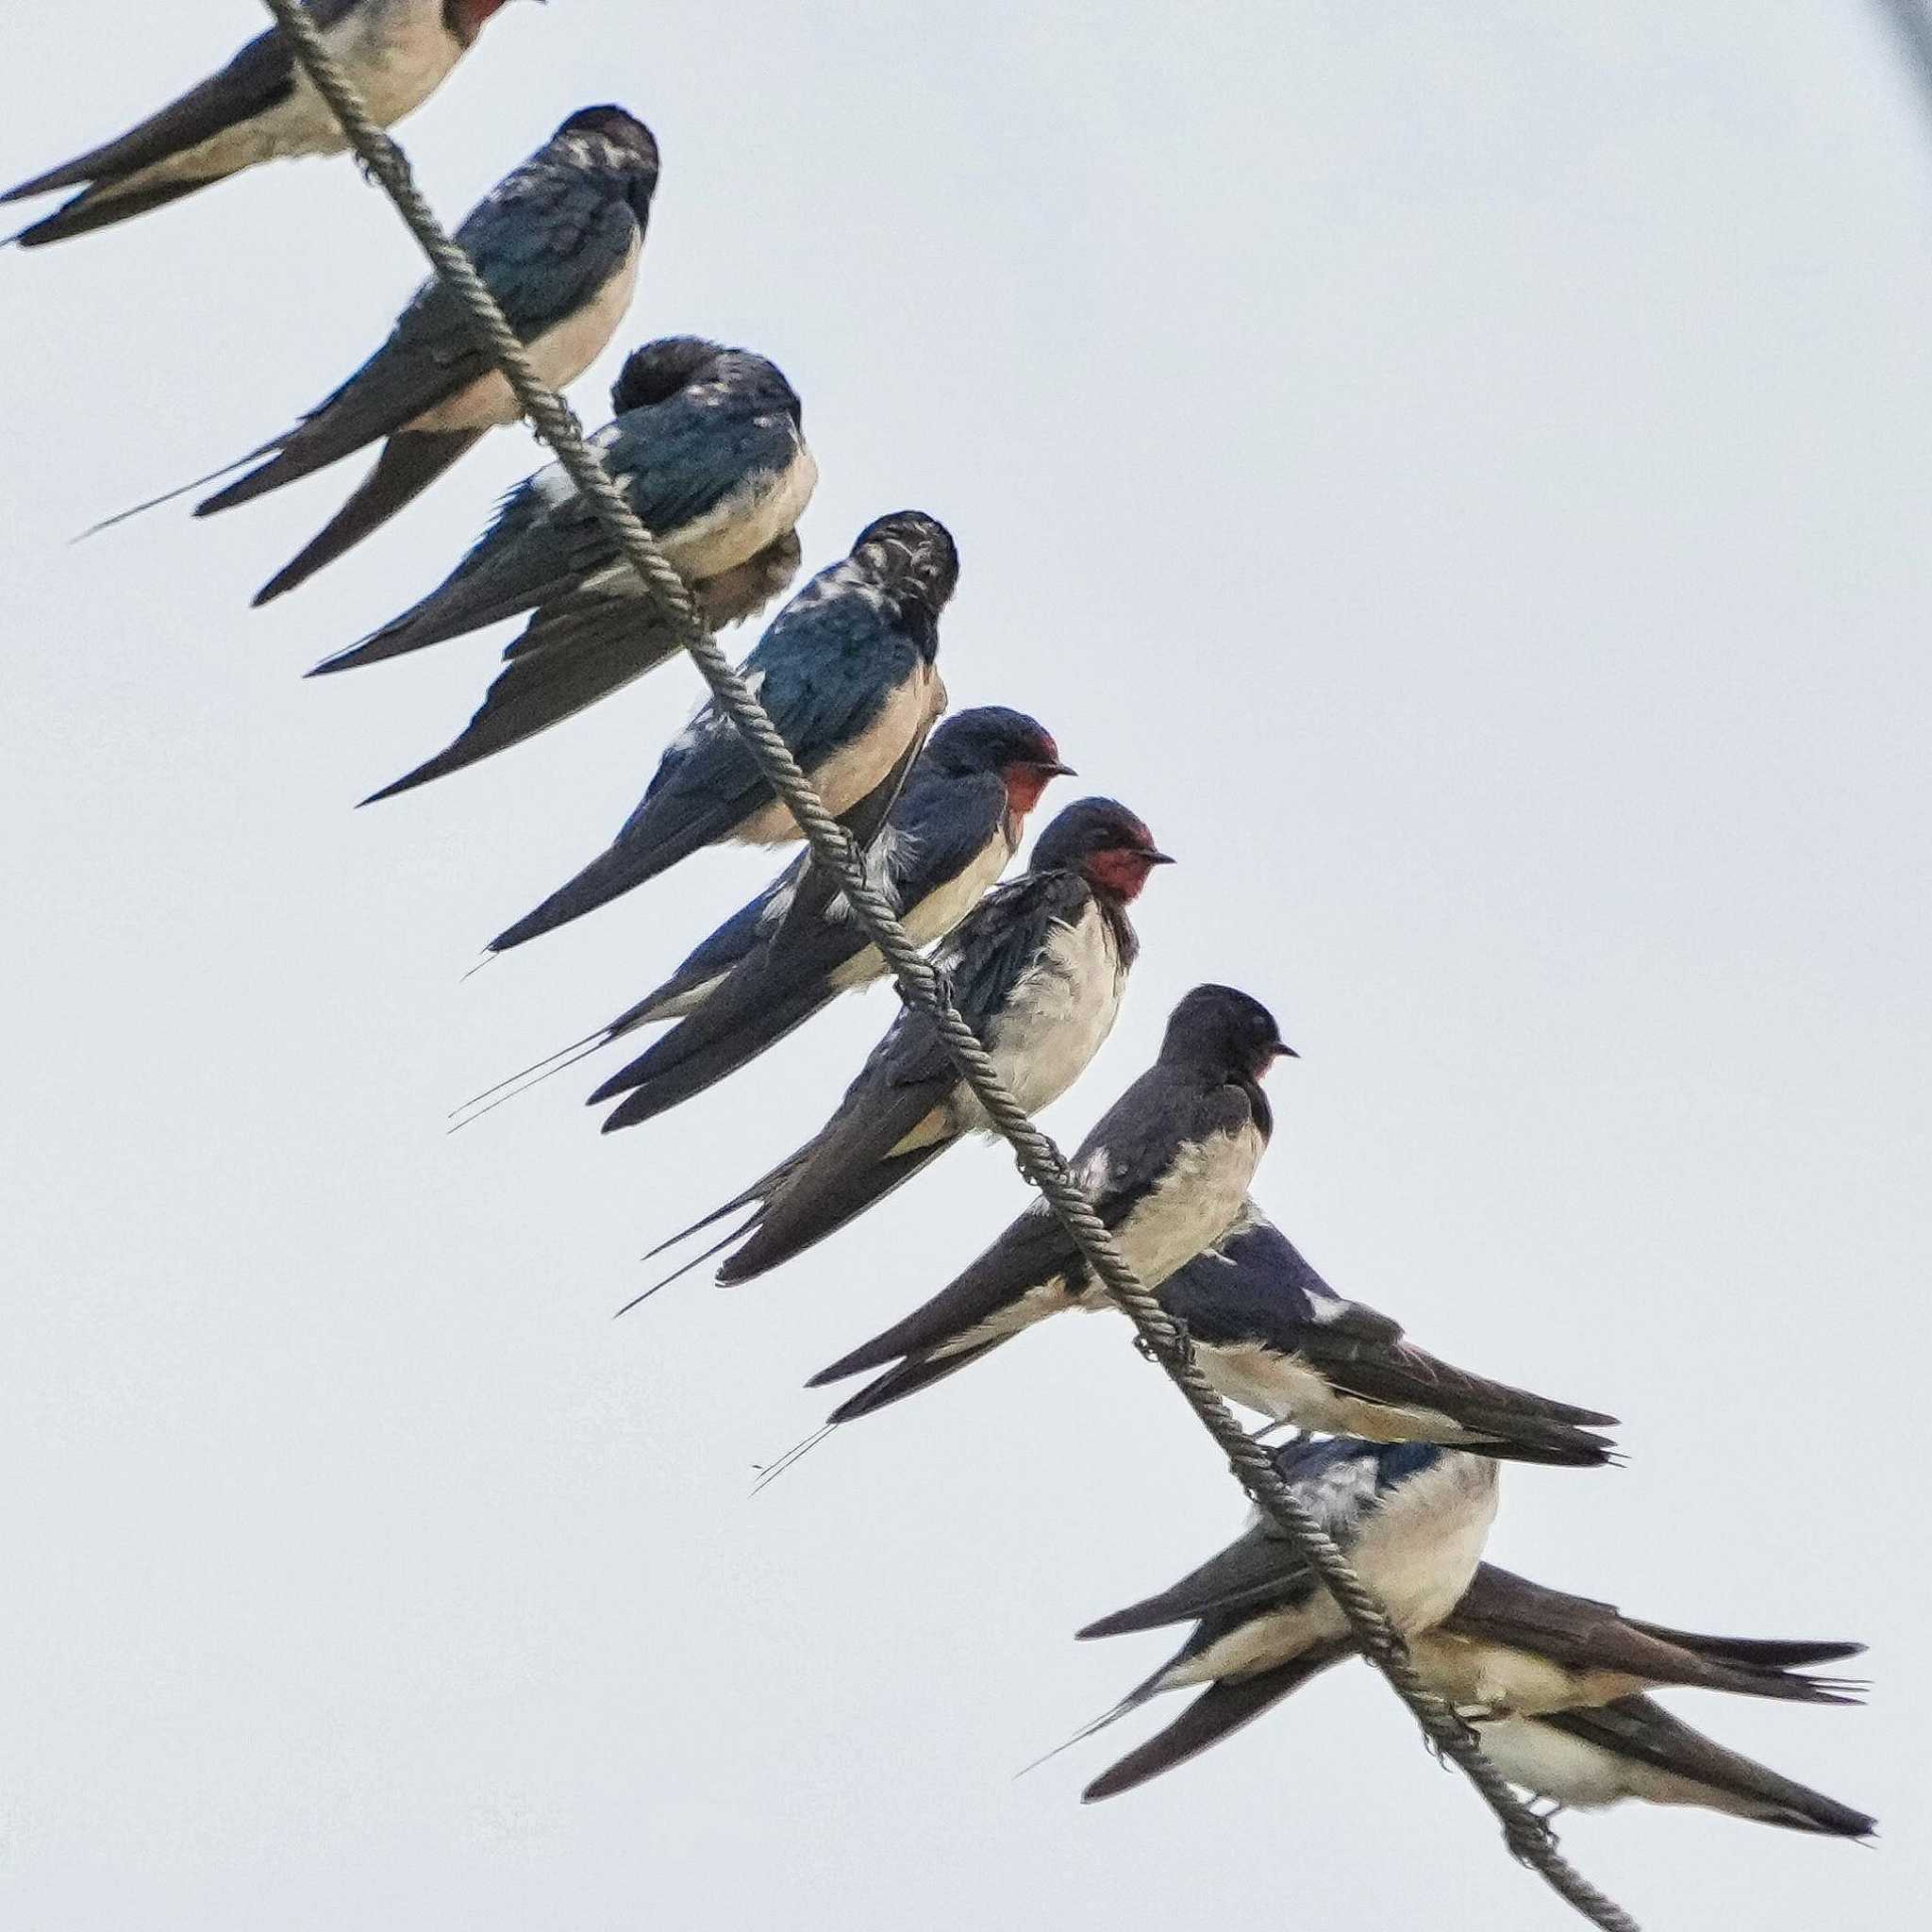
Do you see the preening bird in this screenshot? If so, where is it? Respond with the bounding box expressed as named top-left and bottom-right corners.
top-left (803, 981), bottom-right (1289, 1423)
top-left (641, 798), bottom-right (1173, 1292)
top-left (323, 337), bottom-right (816, 798)
top-left (484, 511), bottom-right (954, 952)
top-left (576, 708), bottom-right (1074, 1127)
top-left (1063, 1436), bottom-right (1496, 1796)
top-left (1158, 1201), bottom-right (1618, 1465)
top-left (1075, 1554), bottom-right (1865, 1802)
top-left (5, 1), bottom-right (529, 249)
top-left (175, 105), bottom-right (658, 603)
top-left (1475, 1697), bottom-right (1876, 1839)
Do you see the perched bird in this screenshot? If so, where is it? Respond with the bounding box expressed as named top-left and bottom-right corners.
top-left (181, 106), bottom-right (659, 603)
top-left (1065, 1437), bottom-right (1497, 1796)
top-left (321, 336), bottom-right (817, 798)
top-left (1075, 1556), bottom-right (1864, 1802)
top-left (1158, 1202), bottom-right (1618, 1466)
top-left (485, 511), bottom-right (955, 953)
top-left (1476, 1697), bottom-right (1876, 1839)
top-left (805, 982), bottom-right (1291, 1423)
top-left (1414, 1563), bottom-right (1865, 1717)
top-left (5, 1), bottom-right (528, 249)
top-left (580, 708), bottom-right (1074, 1126)
top-left (641, 798), bottom-right (1172, 1292)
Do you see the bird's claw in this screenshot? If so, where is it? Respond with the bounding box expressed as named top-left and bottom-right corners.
top-left (1504, 1809), bottom-right (1558, 1863)
top-left (1134, 1317), bottom-right (1192, 1370)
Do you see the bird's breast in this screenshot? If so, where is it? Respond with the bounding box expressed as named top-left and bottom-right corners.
top-left (972, 902), bottom-right (1125, 1124)
top-left (661, 439), bottom-right (820, 587)
top-left (1473, 1718), bottom-right (1631, 1811)
top-left (1347, 1454), bottom-right (1499, 1637)
top-left (1112, 1120), bottom-right (1268, 1293)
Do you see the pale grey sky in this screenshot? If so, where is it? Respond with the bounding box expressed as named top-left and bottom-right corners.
top-left (3, 5), bottom-right (1925, 1927)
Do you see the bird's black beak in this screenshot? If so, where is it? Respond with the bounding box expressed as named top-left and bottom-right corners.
top-left (1140, 847), bottom-right (1176, 866)
top-left (1038, 759), bottom-right (1078, 779)
top-left (1273, 1041), bottom-right (1299, 1059)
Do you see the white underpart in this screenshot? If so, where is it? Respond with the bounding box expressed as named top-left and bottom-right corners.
top-left (734, 661), bottom-right (946, 845)
top-left (958, 898), bottom-right (1130, 1130)
top-left (408, 229), bottom-right (642, 432)
top-left (1160, 1453), bottom-right (1499, 1689)
top-left (936, 1095), bottom-right (1263, 1357)
top-left (1474, 1716), bottom-right (1765, 1818)
top-left (1410, 1636), bottom-right (1644, 1720)
top-left (1194, 1341), bottom-right (1469, 1439)
top-left (103, 0), bottom-right (464, 196)
top-left (569, 436), bottom-right (819, 605)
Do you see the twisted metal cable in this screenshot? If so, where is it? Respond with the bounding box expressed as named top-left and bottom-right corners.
top-left (258, 7), bottom-right (1639, 1924)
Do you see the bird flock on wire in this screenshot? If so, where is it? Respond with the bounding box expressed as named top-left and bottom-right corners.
top-left (8, 0), bottom-right (1877, 1877)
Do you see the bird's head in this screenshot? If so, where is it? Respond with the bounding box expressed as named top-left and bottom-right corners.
top-left (554, 106), bottom-right (660, 210)
top-left (1030, 797), bottom-right (1174, 902)
top-left (925, 708), bottom-right (1074, 820)
top-left (852, 511), bottom-right (959, 620)
top-left (609, 336), bottom-right (726, 414)
top-left (1158, 984), bottom-right (1295, 1079)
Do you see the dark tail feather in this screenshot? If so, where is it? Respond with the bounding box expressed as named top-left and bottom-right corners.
top-left (1630, 1629), bottom-right (1866, 1672)
top-left (822, 1340), bottom-right (1007, 1424)
top-left (612, 1224), bottom-right (751, 1319)
top-left (252, 430), bottom-right (481, 604)
top-left (360, 604), bottom-right (685, 803)
top-left (591, 980), bottom-right (836, 1128)
top-left (488, 838), bottom-right (686, 955)
top-left (445, 1028), bottom-right (611, 1135)
top-left (77, 450), bottom-right (269, 540)
top-left (716, 1144), bottom-right (951, 1286)
top-left (1541, 1700), bottom-right (1878, 1840)
top-left (9, 175), bottom-right (216, 247)
top-left (1081, 1650), bottom-right (1348, 1803)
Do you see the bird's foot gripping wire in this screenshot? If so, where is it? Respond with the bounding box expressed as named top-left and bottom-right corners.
top-left (1504, 1808), bottom-right (1559, 1864)
top-left (1134, 1315), bottom-right (1192, 1372)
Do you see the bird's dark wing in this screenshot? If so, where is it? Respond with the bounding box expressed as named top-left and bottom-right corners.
top-left (1074, 1523), bottom-right (1319, 1640)
top-left (806, 1052), bottom-right (1204, 1387)
top-left (361, 595), bottom-right (691, 802)
top-left (593, 770), bottom-right (1010, 1121)
top-left (3, 2), bottom-right (361, 203)
top-left (1081, 1647), bottom-right (1350, 1802)
top-left (1445, 1567), bottom-right (1857, 1701)
top-left (597, 863), bottom-right (804, 1041)
top-left (1539, 1699), bottom-right (1876, 1838)
top-left (254, 427), bottom-right (484, 607)
top-left (203, 176), bottom-right (638, 511)
top-left (319, 398), bottom-right (795, 672)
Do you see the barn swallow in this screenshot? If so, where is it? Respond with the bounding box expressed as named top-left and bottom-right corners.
top-left (1159, 1202), bottom-right (1619, 1466)
top-left (445, 708), bottom-right (1071, 1131)
top-left (803, 982), bottom-right (1290, 1422)
top-left (5, 1), bottom-right (530, 249)
top-left (1060, 1437), bottom-right (1496, 1796)
top-left (174, 106), bottom-right (658, 603)
top-left (483, 511), bottom-right (954, 952)
top-left (1476, 1697), bottom-right (1876, 1838)
top-left (583, 708), bottom-right (1074, 1126)
top-left (640, 798), bottom-right (1172, 1292)
top-left (320, 337), bottom-right (816, 799)
top-left (1074, 1556), bottom-right (1864, 1802)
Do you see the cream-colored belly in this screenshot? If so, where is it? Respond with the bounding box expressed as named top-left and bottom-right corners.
top-left (1195, 1341), bottom-right (1469, 1441)
top-left (660, 441), bottom-right (820, 584)
top-left (734, 663), bottom-right (944, 845)
top-left (408, 231), bottom-right (641, 432)
top-left (1114, 1124), bottom-right (1265, 1291)
top-left (120, 0), bottom-right (459, 192)
top-left (1412, 1636), bottom-right (1639, 1719)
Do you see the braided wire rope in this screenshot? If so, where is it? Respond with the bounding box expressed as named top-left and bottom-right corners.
top-left (256, 7), bottom-right (1640, 1924)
